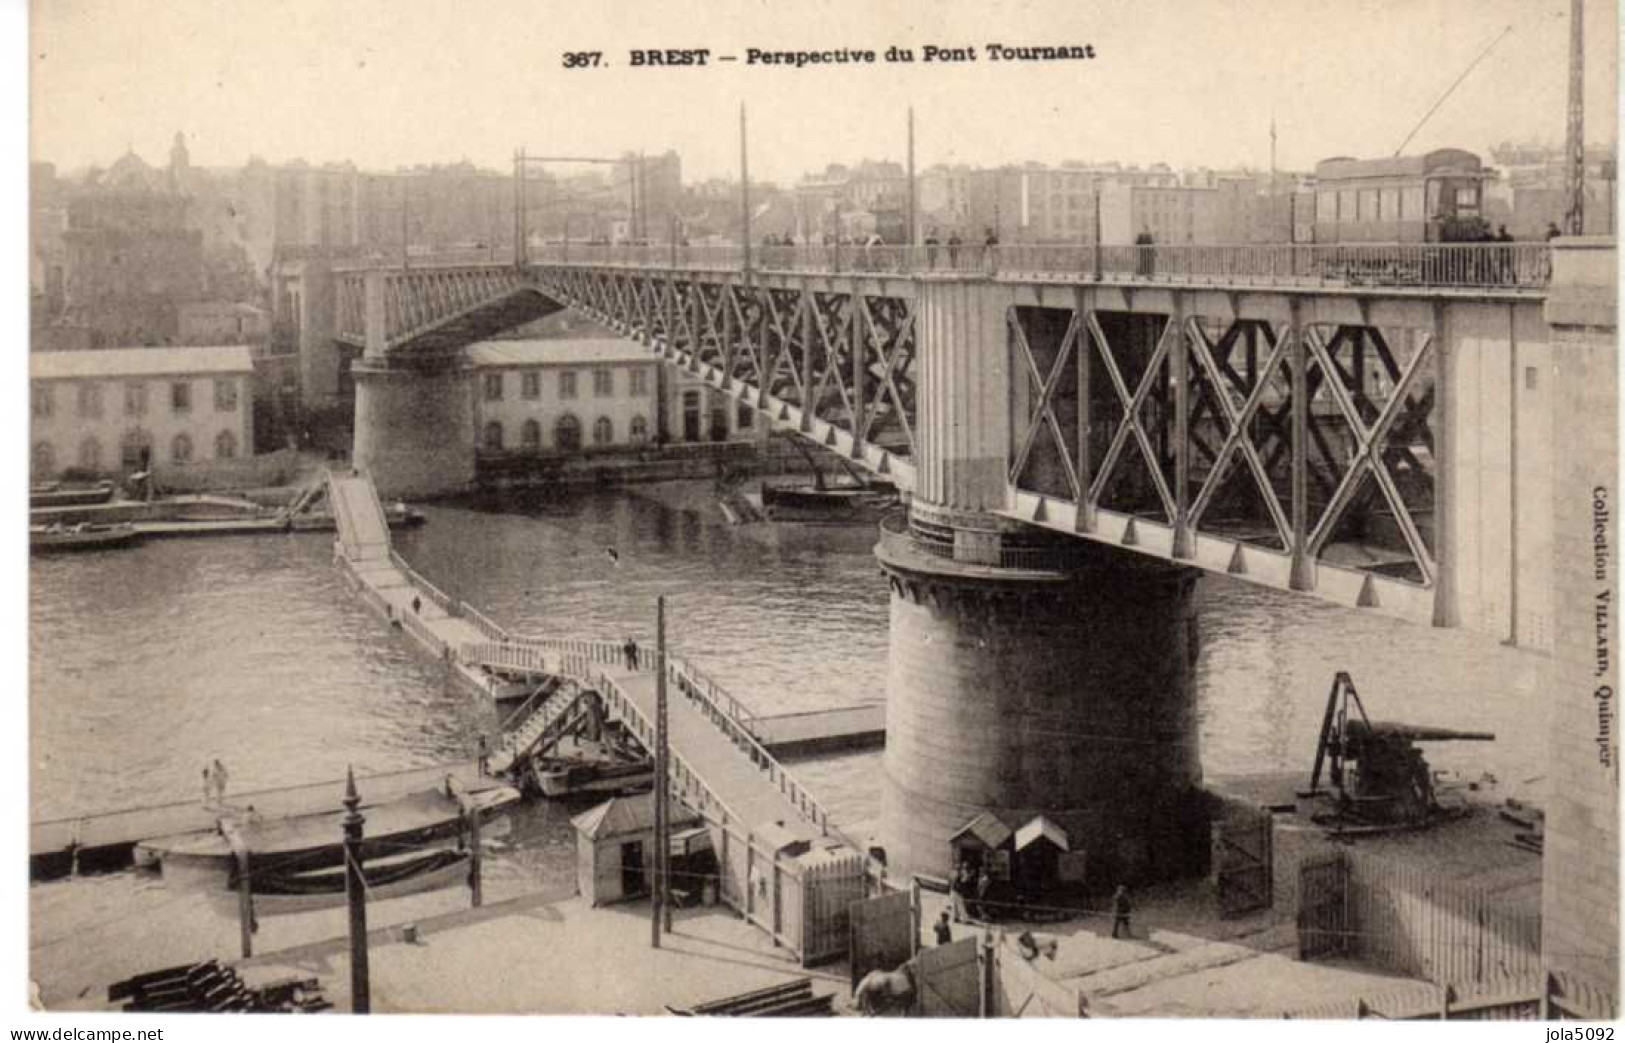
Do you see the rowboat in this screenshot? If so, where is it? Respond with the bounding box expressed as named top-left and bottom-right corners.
top-left (759, 480), bottom-right (898, 523)
top-left (135, 783), bottom-right (521, 888)
top-left (211, 847), bottom-right (475, 916)
top-left (30, 522), bottom-right (142, 554)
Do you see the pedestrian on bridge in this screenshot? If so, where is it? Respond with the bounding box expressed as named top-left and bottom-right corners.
top-left (982, 228), bottom-right (1000, 273)
top-left (623, 636), bottom-right (640, 671)
top-left (924, 226), bottom-right (940, 270)
top-left (947, 231), bottom-right (962, 269)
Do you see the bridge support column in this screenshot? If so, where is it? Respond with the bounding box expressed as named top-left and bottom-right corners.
top-left (351, 359), bottom-right (475, 499)
top-left (877, 276), bottom-right (1206, 887)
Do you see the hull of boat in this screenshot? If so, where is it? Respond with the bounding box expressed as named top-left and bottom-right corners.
top-left (760, 483), bottom-right (897, 523)
top-left (534, 760), bottom-right (653, 799)
top-left (137, 785), bottom-right (520, 882)
top-left (212, 849), bottom-right (473, 916)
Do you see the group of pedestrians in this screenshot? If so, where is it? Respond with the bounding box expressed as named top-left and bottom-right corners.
top-left (934, 859), bottom-right (1135, 946)
top-left (200, 759), bottom-right (230, 807)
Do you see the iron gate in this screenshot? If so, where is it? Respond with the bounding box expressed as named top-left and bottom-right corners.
top-left (1298, 850), bottom-right (1350, 959)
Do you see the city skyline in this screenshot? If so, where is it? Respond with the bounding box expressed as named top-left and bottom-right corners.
top-left (31, 0), bottom-right (1619, 185)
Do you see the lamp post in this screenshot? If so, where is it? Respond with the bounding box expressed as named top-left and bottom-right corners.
top-left (343, 767), bottom-right (371, 1014)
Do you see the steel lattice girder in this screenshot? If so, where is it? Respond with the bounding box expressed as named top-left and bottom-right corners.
top-left (1007, 305), bottom-right (1439, 587)
top-left (528, 266), bottom-right (918, 470)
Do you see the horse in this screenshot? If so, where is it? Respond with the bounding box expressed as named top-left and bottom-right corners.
top-left (852, 959), bottom-right (915, 1016)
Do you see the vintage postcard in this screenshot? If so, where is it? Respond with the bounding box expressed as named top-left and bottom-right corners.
top-left (18, 0), bottom-right (1620, 1027)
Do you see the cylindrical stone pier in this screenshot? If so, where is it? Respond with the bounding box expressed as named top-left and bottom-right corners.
top-left (351, 358), bottom-right (476, 499)
top-left (876, 275), bottom-right (1207, 888)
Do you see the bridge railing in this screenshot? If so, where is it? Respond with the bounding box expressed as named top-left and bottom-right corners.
top-left (530, 240), bottom-right (1552, 290)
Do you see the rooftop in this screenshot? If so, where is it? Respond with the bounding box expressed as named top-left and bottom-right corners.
top-left (31, 346), bottom-right (255, 380)
top-left (466, 338), bottom-right (653, 368)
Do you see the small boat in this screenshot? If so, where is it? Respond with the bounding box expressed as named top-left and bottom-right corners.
top-left (759, 480), bottom-right (898, 523)
top-left (214, 847), bottom-right (475, 916)
top-left (529, 730), bottom-right (652, 799)
top-left (286, 503), bottom-right (426, 533)
top-left (760, 440), bottom-right (898, 523)
top-left (534, 758), bottom-right (654, 799)
top-left (136, 782), bottom-right (521, 888)
top-left (30, 522), bottom-right (142, 554)
top-left (30, 480), bottom-right (117, 509)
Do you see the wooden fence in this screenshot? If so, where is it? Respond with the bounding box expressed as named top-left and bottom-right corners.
top-left (1283, 969), bottom-right (1617, 1021)
top-left (1297, 848), bottom-right (1542, 985)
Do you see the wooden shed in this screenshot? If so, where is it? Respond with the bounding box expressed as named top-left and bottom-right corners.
top-left (1012, 815), bottom-right (1075, 896)
top-left (571, 793), bottom-right (700, 907)
top-left (949, 812), bottom-right (1014, 877)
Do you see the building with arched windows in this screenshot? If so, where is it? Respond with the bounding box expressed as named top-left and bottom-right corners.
top-left (30, 346), bottom-right (254, 481)
top-left (467, 337), bottom-right (755, 459)
top-left (468, 339), bottom-right (663, 455)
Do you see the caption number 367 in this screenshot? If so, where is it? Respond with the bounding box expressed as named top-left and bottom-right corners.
top-left (562, 52), bottom-right (603, 68)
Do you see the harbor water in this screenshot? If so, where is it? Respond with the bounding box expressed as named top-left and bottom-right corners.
top-left (29, 480), bottom-right (1548, 1003)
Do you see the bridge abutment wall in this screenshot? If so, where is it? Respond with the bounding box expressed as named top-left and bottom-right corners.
top-left (879, 276), bottom-right (1206, 886)
top-left (1539, 237), bottom-right (1618, 995)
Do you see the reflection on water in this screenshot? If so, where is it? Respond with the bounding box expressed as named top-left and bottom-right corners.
top-left (29, 480), bottom-right (1547, 1003)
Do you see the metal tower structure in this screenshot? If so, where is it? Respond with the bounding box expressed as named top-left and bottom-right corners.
top-left (1564, 0), bottom-right (1586, 235)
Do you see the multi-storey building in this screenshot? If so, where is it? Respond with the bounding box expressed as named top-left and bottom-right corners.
top-left (30, 346), bottom-right (255, 480)
top-left (467, 337), bottom-right (756, 456)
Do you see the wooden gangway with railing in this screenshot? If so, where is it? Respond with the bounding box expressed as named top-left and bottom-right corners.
top-left (326, 471), bottom-right (879, 963)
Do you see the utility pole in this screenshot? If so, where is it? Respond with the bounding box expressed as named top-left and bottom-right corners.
top-left (740, 104), bottom-right (752, 274)
top-left (400, 178), bottom-right (410, 270)
top-left (516, 149), bottom-right (528, 267)
top-left (651, 596), bottom-right (669, 946)
top-left (907, 107), bottom-right (917, 250)
top-left (1563, 0), bottom-right (1586, 235)
top-left (343, 767), bottom-right (371, 1014)
top-left (657, 595), bottom-right (671, 933)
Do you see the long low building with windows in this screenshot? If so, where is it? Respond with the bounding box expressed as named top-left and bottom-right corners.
top-left (30, 346), bottom-right (255, 480)
top-left (467, 338), bottom-right (758, 456)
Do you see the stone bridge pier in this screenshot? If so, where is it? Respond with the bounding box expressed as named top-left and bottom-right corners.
top-left (876, 275), bottom-right (1207, 888)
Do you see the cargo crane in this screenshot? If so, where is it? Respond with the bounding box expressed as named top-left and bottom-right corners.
top-left (1306, 672), bottom-right (1495, 829)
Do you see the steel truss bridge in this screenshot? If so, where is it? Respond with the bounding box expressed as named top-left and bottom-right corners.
top-left (334, 242), bottom-right (1563, 647)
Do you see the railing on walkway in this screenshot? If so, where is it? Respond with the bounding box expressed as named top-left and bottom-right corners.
top-left (876, 512), bottom-right (1096, 572)
top-left (529, 241), bottom-right (1552, 291)
top-left (389, 550), bottom-right (458, 616)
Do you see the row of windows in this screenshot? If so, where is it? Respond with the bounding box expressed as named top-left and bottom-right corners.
top-left (480, 414), bottom-right (650, 452)
top-left (31, 429), bottom-right (239, 475)
top-left (31, 379), bottom-right (240, 420)
top-left (1315, 185), bottom-right (1441, 224)
top-left (482, 367), bottom-right (650, 403)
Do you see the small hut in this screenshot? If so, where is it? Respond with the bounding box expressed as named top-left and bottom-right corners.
top-left (949, 812), bottom-right (1014, 878)
top-left (1012, 815), bottom-right (1073, 897)
top-left (571, 793), bottom-right (701, 906)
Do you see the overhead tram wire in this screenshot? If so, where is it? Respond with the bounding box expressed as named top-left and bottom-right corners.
top-left (1393, 25), bottom-right (1515, 156)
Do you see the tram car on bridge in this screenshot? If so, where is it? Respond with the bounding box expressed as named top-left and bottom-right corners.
top-left (1311, 148), bottom-right (1490, 245)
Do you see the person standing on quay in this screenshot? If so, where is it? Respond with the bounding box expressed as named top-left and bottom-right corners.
top-left (933, 911), bottom-right (953, 946)
top-left (201, 764), bottom-right (213, 808)
top-left (1111, 884), bottom-right (1133, 939)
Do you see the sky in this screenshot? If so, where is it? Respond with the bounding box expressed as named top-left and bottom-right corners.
top-left (29, 0), bottom-right (1621, 184)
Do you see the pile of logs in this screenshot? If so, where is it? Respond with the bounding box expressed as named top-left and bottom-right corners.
top-left (108, 960), bottom-right (330, 1013)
